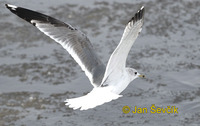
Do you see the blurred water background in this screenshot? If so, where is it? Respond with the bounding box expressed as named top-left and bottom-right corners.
top-left (0, 0), bottom-right (200, 125)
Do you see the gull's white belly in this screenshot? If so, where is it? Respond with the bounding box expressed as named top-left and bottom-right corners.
top-left (110, 79), bottom-right (130, 94)
top-left (106, 73), bottom-right (131, 94)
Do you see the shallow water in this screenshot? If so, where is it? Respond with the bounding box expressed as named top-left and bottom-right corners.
top-left (0, 0), bottom-right (200, 126)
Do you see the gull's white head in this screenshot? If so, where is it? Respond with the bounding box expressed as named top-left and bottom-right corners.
top-left (127, 68), bottom-right (145, 81)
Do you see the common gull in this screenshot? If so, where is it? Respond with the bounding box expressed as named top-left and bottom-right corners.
top-left (6, 4), bottom-right (145, 110)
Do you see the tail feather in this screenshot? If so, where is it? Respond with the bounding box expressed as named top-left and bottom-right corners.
top-left (65, 88), bottom-right (122, 110)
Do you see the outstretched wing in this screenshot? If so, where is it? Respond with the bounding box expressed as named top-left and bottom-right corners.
top-left (6, 4), bottom-right (105, 87)
top-left (101, 6), bottom-right (144, 85)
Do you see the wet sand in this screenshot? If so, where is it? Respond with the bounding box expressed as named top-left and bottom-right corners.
top-left (0, 0), bottom-right (200, 125)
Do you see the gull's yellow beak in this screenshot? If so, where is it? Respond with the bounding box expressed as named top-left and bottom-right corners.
top-left (138, 74), bottom-right (145, 78)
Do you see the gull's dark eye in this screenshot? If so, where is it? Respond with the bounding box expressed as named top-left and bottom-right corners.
top-left (135, 72), bottom-right (137, 75)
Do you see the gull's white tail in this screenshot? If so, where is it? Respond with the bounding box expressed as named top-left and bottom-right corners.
top-left (65, 87), bottom-right (122, 110)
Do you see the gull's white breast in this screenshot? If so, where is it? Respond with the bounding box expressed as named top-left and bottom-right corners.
top-left (103, 70), bottom-right (131, 94)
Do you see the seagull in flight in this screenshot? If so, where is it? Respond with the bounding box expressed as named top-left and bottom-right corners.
top-left (6, 4), bottom-right (145, 110)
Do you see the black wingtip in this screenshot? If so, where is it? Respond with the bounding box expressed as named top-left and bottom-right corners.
top-left (5, 4), bottom-right (18, 11)
top-left (5, 4), bottom-right (71, 28)
top-left (128, 6), bottom-right (145, 23)
top-left (138, 6), bottom-right (145, 19)
top-left (5, 4), bottom-right (36, 25)
top-left (5, 4), bottom-right (9, 8)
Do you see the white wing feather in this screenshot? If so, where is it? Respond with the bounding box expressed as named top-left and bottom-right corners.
top-left (6, 4), bottom-right (105, 87)
top-left (101, 6), bottom-right (145, 85)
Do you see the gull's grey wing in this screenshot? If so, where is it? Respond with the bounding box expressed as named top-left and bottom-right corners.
top-left (6, 4), bottom-right (105, 87)
top-left (101, 6), bottom-right (144, 85)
